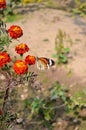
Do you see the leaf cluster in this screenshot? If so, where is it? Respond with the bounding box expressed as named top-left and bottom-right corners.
top-left (23, 81), bottom-right (68, 128)
top-left (0, 21), bottom-right (11, 51)
top-left (72, 0), bottom-right (86, 16)
top-left (53, 29), bottom-right (72, 64)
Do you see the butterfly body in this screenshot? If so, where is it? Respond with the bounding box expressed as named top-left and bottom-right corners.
top-left (37, 57), bottom-right (55, 70)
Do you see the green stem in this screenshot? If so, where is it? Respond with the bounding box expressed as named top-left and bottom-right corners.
top-left (20, 54), bottom-right (23, 60)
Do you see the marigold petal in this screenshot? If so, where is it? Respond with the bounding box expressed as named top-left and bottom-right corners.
top-left (13, 60), bottom-right (28, 74)
top-left (0, 0), bottom-right (6, 8)
top-left (0, 52), bottom-right (11, 68)
top-left (25, 55), bottom-right (36, 65)
top-left (8, 25), bottom-right (23, 39)
top-left (15, 43), bottom-right (29, 55)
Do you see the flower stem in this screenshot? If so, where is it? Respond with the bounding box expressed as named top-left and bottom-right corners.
top-left (2, 79), bottom-right (10, 112)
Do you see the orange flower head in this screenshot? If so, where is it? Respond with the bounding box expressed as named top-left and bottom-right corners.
top-left (0, 0), bottom-right (6, 8)
top-left (25, 55), bottom-right (36, 65)
top-left (0, 52), bottom-right (11, 68)
top-left (8, 25), bottom-right (23, 39)
top-left (13, 60), bottom-right (28, 75)
top-left (15, 43), bottom-right (29, 55)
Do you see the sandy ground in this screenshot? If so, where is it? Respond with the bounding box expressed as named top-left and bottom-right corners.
top-left (7, 8), bottom-right (86, 90)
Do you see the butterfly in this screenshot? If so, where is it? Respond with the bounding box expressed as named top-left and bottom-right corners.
top-left (36, 57), bottom-right (55, 70)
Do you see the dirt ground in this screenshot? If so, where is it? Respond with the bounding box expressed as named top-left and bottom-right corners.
top-left (7, 8), bottom-right (86, 90)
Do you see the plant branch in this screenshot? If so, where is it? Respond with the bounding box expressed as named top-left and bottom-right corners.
top-left (2, 77), bottom-right (10, 111)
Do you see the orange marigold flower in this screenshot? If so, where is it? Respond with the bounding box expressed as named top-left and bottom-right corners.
top-left (0, 0), bottom-right (6, 8)
top-left (13, 60), bottom-right (28, 74)
top-left (25, 55), bottom-right (36, 65)
top-left (15, 43), bottom-right (29, 55)
top-left (8, 25), bottom-right (23, 39)
top-left (0, 52), bottom-right (11, 68)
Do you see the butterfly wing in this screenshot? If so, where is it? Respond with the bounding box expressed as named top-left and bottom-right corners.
top-left (37, 57), bottom-right (55, 70)
top-left (37, 57), bottom-right (48, 70)
top-left (48, 58), bottom-right (55, 66)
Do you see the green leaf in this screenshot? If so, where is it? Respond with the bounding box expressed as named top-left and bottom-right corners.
top-left (72, 8), bottom-right (82, 14)
top-left (59, 54), bottom-right (68, 63)
top-left (44, 112), bottom-right (51, 121)
top-left (0, 46), bottom-right (4, 51)
top-left (51, 94), bottom-right (58, 100)
top-left (44, 109), bottom-right (54, 121)
top-left (63, 47), bottom-right (70, 53)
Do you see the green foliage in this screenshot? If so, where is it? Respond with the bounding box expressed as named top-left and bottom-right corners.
top-left (31, 97), bottom-right (44, 114)
top-left (0, 111), bottom-right (16, 130)
top-left (71, 89), bottom-right (86, 108)
top-left (0, 1), bottom-right (14, 20)
top-left (49, 81), bottom-right (66, 101)
top-left (65, 88), bottom-right (86, 117)
top-left (24, 82), bottom-right (86, 127)
top-left (10, 0), bottom-right (22, 5)
top-left (3, 7), bottom-right (14, 16)
top-left (0, 21), bottom-right (11, 51)
top-left (0, 2), bottom-right (23, 22)
top-left (72, 0), bottom-right (86, 16)
top-left (53, 29), bottom-right (72, 65)
top-left (5, 14), bottom-right (23, 23)
top-left (23, 81), bottom-right (67, 129)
